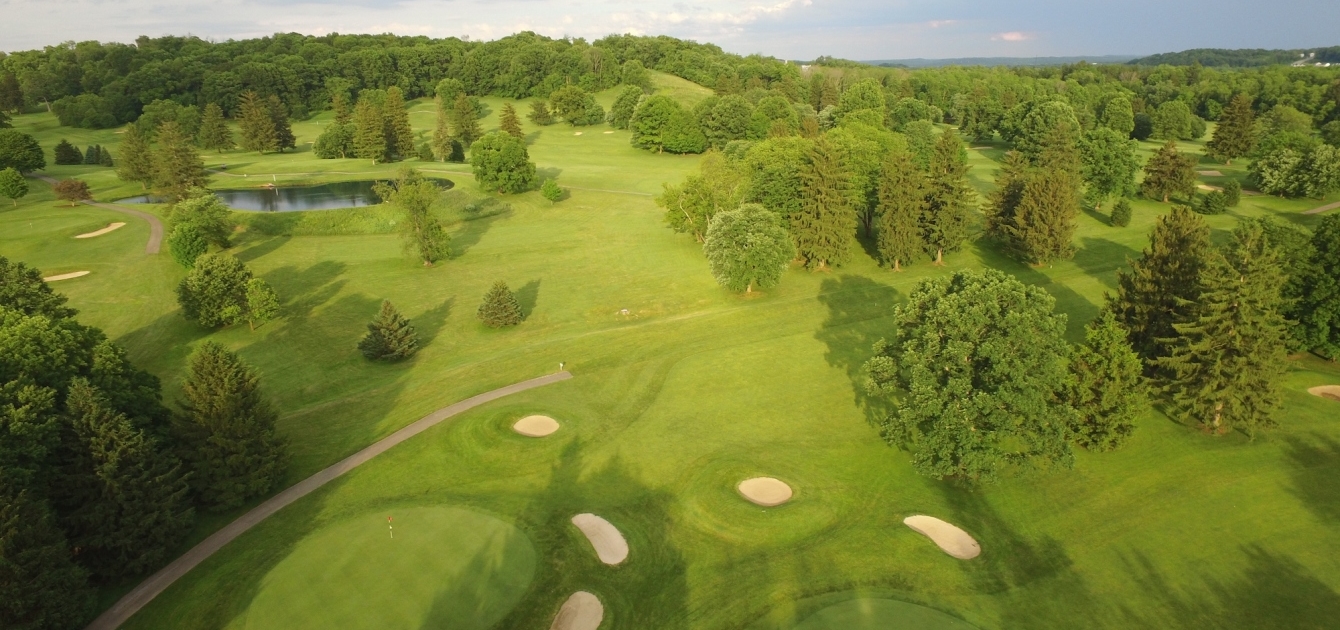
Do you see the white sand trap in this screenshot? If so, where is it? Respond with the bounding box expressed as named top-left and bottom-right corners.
top-left (574, 131), bottom-right (583, 136)
top-left (571, 513), bottom-right (628, 565)
top-left (1197, 170), bottom-right (1223, 177)
top-left (75, 222), bottom-right (127, 238)
top-left (738, 477), bottom-right (793, 506)
top-left (513, 415), bottom-right (560, 437)
top-left (904, 515), bottom-right (981, 560)
top-left (1308, 385), bottom-right (1340, 402)
top-left (603, 130), bottom-right (614, 134)
top-left (43, 271), bottom-right (90, 282)
top-left (1197, 184), bottom-right (1223, 192)
top-left (549, 591), bottom-right (603, 630)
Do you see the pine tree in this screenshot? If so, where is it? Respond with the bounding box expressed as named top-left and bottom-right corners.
top-left (1110, 206), bottom-right (1212, 368)
top-left (528, 100), bottom-right (554, 126)
top-left (331, 91), bottom-right (352, 125)
top-left (1070, 310), bottom-right (1148, 451)
top-left (266, 95), bottom-right (295, 153)
top-left (53, 139), bottom-right (82, 165)
top-left (352, 100), bottom-right (387, 164)
top-left (985, 150), bottom-right (1029, 240)
top-left (1005, 170), bottom-right (1080, 264)
top-left (1141, 140), bottom-right (1197, 203)
top-left (922, 128), bottom-right (973, 264)
top-left (1156, 223), bottom-right (1289, 437)
top-left (237, 91), bottom-right (278, 154)
top-left (450, 93), bottom-right (482, 146)
top-left (116, 124), bottom-right (155, 189)
top-left (97, 147), bottom-right (114, 167)
top-left (175, 341), bottom-right (287, 511)
top-left (1110, 198), bottom-right (1133, 227)
top-left (383, 86), bottom-right (414, 160)
top-left (793, 138), bottom-right (854, 270)
top-left (1292, 214), bottom-right (1340, 359)
top-left (431, 96), bottom-right (452, 161)
top-left (358, 300), bottom-right (419, 361)
top-left (0, 470), bottom-right (93, 630)
top-left (1207, 93), bottom-right (1256, 165)
top-left (244, 278), bottom-right (279, 331)
top-left (54, 380), bottom-right (193, 579)
top-left (152, 121), bottom-right (207, 203)
top-left (197, 103), bottom-right (235, 152)
top-left (477, 281), bottom-right (523, 328)
top-left (500, 102), bottom-right (523, 138)
top-left (82, 144), bottom-right (99, 165)
top-left (874, 149), bottom-right (927, 270)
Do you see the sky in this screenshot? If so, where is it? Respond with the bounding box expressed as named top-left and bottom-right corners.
top-left (2, 0), bottom-right (1339, 59)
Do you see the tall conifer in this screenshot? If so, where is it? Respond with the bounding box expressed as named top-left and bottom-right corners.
top-left (499, 103), bottom-right (523, 138)
top-left (115, 124), bottom-right (155, 190)
top-left (985, 150), bottom-right (1029, 240)
top-left (450, 93), bottom-right (482, 146)
top-left (793, 138), bottom-right (854, 269)
top-left (384, 86), bottom-right (414, 159)
top-left (1069, 310), bottom-right (1148, 451)
top-left (266, 95), bottom-right (295, 153)
top-left (332, 91), bottom-right (352, 125)
top-left (352, 100), bottom-right (387, 164)
top-left (478, 281), bottom-right (523, 327)
top-left (358, 300), bottom-right (419, 361)
top-left (1110, 206), bottom-right (1212, 368)
top-left (152, 121), bottom-right (207, 203)
top-left (922, 128), bottom-right (973, 264)
top-left (237, 91), bottom-right (278, 154)
top-left (431, 96), bottom-right (452, 161)
top-left (0, 470), bottom-right (93, 630)
top-left (874, 149), bottom-right (927, 270)
top-left (1141, 140), bottom-right (1198, 202)
top-left (1207, 93), bottom-right (1256, 165)
top-left (1291, 214), bottom-right (1340, 359)
top-left (197, 103), bottom-right (234, 152)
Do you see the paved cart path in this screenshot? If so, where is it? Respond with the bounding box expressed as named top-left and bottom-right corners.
top-left (86, 371), bottom-right (572, 630)
top-left (1304, 200), bottom-right (1340, 215)
top-left (36, 175), bottom-right (163, 254)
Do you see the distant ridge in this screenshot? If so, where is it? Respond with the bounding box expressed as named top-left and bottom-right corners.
top-left (1128, 46), bottom-right (1340, 67)
top-left (861, 55), bottom-right (1136, 68)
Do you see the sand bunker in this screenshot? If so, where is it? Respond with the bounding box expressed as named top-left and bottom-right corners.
top-left (549, 591), bottom-right (603, 630)
top-left (571, 513), bottom-right (628, 565)
top-left (513, 415), bottom-right (560, 437)
top-left (603, 130), bottom-right (614, 134)
top-left (43, 271), bottom-right (90, 282)
top-left (738, 477), bottom-right (793, 507)
top-left (75, 222), bottom-right (127, 238)
top-left (1197, 184), bottom-right (1223, 192)
top-left (904, 515), bottom-right (980, 560)
top-left (1309, 385), bottom-right (1340, 402)
top-left (1197, 170), bottom-right (1223, 177)
top-left (574, 131), bottom-right (583, 136)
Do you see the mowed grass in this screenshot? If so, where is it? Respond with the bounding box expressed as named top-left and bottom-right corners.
top-left (3, 82), bottom-right (1340, 629)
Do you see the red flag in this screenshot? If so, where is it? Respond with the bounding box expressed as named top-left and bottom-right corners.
top-left (387, 516), bottom-right (392, 523)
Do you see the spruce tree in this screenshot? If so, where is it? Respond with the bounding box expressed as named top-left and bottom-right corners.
top-left (97, 147), bottom-right (114, 167)
top-left (528, 100), bottom-right (554, 126)
top-left (477, 281), bottom-right (523, 328)
top-left (985, 150), bottom-right (1029, 240)
top-left (54, 380), bottom-right (193, 579)
top-left (331, 90), bottom-right (352, 125)
top-left (431, 96), bottom-right (452, 161)
top-left (1292, 214), bottom-right (1340, 359)
top-left (0, 470), bottom-right (93, 630)
top-left (499, 102), bottom-right (523, 138)
top-left (1141, 140), bottom-right (1197, 203)
top-left (1207, 93), bottom-right (1256, 165)
top-left (197, 103), bottom-right (234, 152)
top-left (352, 100), bottom-right (387, 164)
top-left (1110, 198), bottom-right (1133, 227)
top-left (116, 124), bottom-right (155, 190)
top-left (1156, 223), bottom-right (1289, 437)
top-left (874, 149), bottom-right (927, 270)
top-left (793, 137), bottom-right (854, 270)
top-left (266, 95), bottom-right (296, 153)
top-left (383, 86), bottom-right (414, 159)
top-left (237, 91), bottom-right (278, 154)
top-left (1110, 206), bottom-right (1212, 368)
top-left (922, 128), bottom-right (973, 264)
top-left (358, 300), bottom-right (419, 361)
top-left (152, 121), bottom-right (207, 203)
top-left (1070, 310), bottom-right (1148, 451)
top-left (1005, 170), bottom-right (1080, 264)
top-left (82, 144), bottom-right (100, 165)
top-left (175, 341), bottom-right (287, 511)
top-left (53, 139), bottom-right (82, 165)
top-left (450, 93), bottom-right (482, 146)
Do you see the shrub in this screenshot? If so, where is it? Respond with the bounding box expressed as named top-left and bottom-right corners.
top-left (541, 179), bottom-right (562, 203)
top-left (1222, 179), bottom-right (1242, 206)
top-left (1196, 191), bottom-right (1228, 215)
top-left (1110, 198), bottom-right (1132, 227)
top-left (54, 139), bottom-right (83, 165)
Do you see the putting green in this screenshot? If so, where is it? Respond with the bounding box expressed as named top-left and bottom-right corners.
top-left (792, 598), bottom-right (978, 630)
top-left (239, 507), bottom-right (535, 630)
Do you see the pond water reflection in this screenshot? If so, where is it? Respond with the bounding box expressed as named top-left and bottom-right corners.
top-left (116, 178), bottom-right (453, 212)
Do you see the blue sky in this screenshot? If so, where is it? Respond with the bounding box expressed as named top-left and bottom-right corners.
top-left (2, 0), bottom-right (1338, 59)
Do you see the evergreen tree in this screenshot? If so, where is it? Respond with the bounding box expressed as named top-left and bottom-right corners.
top-left (1141, 140), bottom-right (1198, 202)
top-left (352, 100), bottom-right (387, 164)
top-left (1156, 223), bottom-right (1289, 437)
top-left (1222, 179), bottom-right (1242, 207)
top-left (1110, 198), bottom-right (1133, 227)
top-left (175, 253), bottom-right (253, 328)
top-left (266, 95), bottom-right (295, 153)
top-left (0, 167), bottom-right (28, 206)
top-left (152, 121), bottom-right (207, 203)
top-left (985, 150), bottom-right (1029, 240)
top-left (1005, 170), bottom-right (1080, 264)
top-left (874, 149), bottom-right (927, 270)
top-left (449, 93), bottom-right (482, 146)
top-left (0, 470), bottom-right (93, 630)
top-left (1070, 310), bottom-right (1148, 451)
top-left (54, 380), bottom-right (193, 579)
top-left (431, 96), bottom-right (452, 161)
top-left (331, 90), bottom-right (352, 125)
top-left (236, 91), bottom-right (278, 154)
top-left (528, 100), bottom-right (554, 126)
top-left (197, 103), bottom-right (234, 152)
top-left (53, 139), bottom-right (82, 165)
top-left (0, 255), bottom-right (77, 318)
top-left (97, 147), bottom-right (113, 167)
top-left (373, 168), bottom-right (450, 266)
top-left (703, 203), bottom-right (795, 293)
top-left (175, 342), bottom-right (287, 511)
top-left (499, 102), bottom-right (523, 138)
top-left (82, 144), bottom-right (99, 165)
top-left (1207, 94), bottom-right (1256, 165)
top-left (115, 124), bottom-right (155, 189)
top-left (358, 300), bottom-right (419, 361)
top-left (383, 86), bottom-right (414, 159)
top-left (244, 278), bottom-right (279, 331)
top-left (469, 131), bottom-right (535, 194)
top-left (793, 138), bottom-right (854, 270)
top-left (478, 281), bottom-right (523, 327)
top-left (1110, 206), bottom-right (1212, 367)
top-left (1292, 214), bottom-right (1340, 359)
top-left (922, 128), bottom-right (973, 264)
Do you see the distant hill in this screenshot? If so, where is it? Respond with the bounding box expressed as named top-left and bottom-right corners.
top-left (860, 55), bottom-right (1136, 68)
top-left (1128, 46), bottom-right (1340, 67)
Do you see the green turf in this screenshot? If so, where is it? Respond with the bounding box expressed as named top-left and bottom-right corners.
top-left (234, 507), bottom-right (534, 630)
top-left (790, 597), bottom-right (980, 630)
top-left (3, 80), bottom-right (1340, 629)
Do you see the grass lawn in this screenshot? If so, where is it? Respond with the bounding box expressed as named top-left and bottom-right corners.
top-left (3, 76), bottom-right (1340, 629)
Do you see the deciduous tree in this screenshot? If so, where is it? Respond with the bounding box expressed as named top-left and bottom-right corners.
top-left (374, 168), bottom-right (450, 265)
top-left (0, 130), bottom-right (45, 173)
top-left (703, 203), bottom-right (795, 293)
top-left (0, 167), bottom-right (27, 206)
top-left (52, 178), bottom-right (91, 206)
top-left (175, 253), bottom-right (252, 328)
top-left (244, 278), bottom-right (279, 331)
top-left (469, 131), bottom-right (535, 194)
top-left (1080, 127), bottom-right (1140, 209)
top-left (607, 86), bottom-right (643, 130)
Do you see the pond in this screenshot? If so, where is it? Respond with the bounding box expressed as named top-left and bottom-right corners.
top-left (115, 179), bottom-right (453, 212)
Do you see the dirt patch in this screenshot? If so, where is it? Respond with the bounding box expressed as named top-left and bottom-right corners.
top-left (75, 222), bottom-right (127, 238)
top-left (904, 515), bottom-right (980, 559)
top-left (43, 271), bottom-right (90, 282)
top-left (571, 514), bottom-right (628, 565)
top-left (513, 415), bottom-right (559, 437)
top-left (549, 591), bottom-right (602, 630)
top-left (738, 477), bottom-right (793, 506)
top-left (1308, 385), bottom-right (1340, 402)
top-left (1197, 170), bottom-right (1223, 177)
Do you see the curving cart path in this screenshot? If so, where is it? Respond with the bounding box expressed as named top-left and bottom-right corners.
top-left (35, 175), bottom-right (164, 254)
top-left (86, 371), bottom-right (572, 630)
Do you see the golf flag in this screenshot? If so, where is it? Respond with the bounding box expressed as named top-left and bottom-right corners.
top-left (387, 516), bottom-right (393, 523)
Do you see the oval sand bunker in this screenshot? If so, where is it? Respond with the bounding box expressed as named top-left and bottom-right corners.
top-left (513, 415), bottom-right (560, 437)
top-left (738, 477), bottom-right (793, 507)
top-left (904, 515), bottom-right (981, 560)
top-left (75, 222), bottom-right (126, 238)
top-left (1308, 385), bottom-right (1340, 402)
top-left (571, 513), bottom-right (628, 565)
top-left (549, 591), bottom-right (603, 630)
top-left (43, 271), bottom-right (90, 282)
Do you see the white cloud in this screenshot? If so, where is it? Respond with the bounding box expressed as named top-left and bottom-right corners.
top-left (991, 31), bottom-right (1033, 42)
top-left (927, 20), bottom-right (956, 28)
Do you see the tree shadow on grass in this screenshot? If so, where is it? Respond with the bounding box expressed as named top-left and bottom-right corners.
top-left (260, 260), bottom-right (347, 322)
top-left (971, 240), bottom-right (1099, 341)
top-left (1280, 434), bottom-right (1340, 525)
top-left (813, 275), bottom-right (903, 425)
top-left (234, 235), bottom-right (291, 263)
top-left (535, 166), bottom-right (563, 183)
top-left (448, 198), bottom-right (512, 259)
top-left (413, 297), bottom-right (454, 347)
top-left (1072, 236), bottom-right (1141, 292)
top-left (936, 484), bottom-right (1073, 596)
top-left (515, 280), bottom-right (540, 320)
